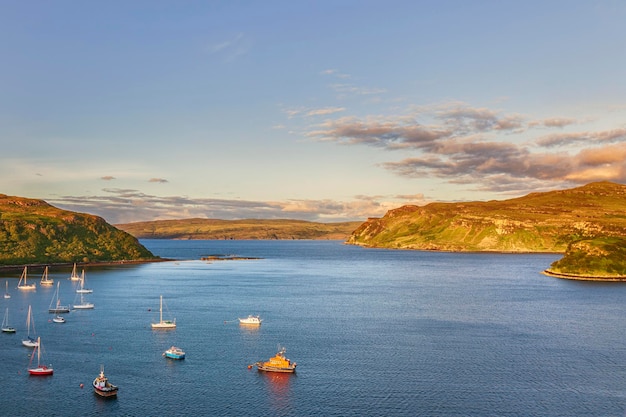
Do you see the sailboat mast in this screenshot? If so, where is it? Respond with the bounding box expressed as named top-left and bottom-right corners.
top-left (160, 295), bottom-right (163, 323)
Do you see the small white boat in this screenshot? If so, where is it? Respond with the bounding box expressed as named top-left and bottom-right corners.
top-left (49, 281), bottom-right (71, 313)
top-left (151, 295), bottom-right (176, 329)
top-left (163, 346), bottom-right (185, 360)
top-left (76, 269), bottom-right (93, 294)
top-left (22, 306), bottom-right (39, 347)
top-left (2, 307), bottom-right (16, 333)
top-left (17, 266), bottom-right (36, 290)
top-left (69, 263), bottom-right (81, 281)
top-left (239, 315), bottom-right (262, 325)
top-left (73, 286), bottom-right (94, 309)
top-left (40, 266), bottom-right (54, 286)
top-left (52, 316), bottom-right (65, 323)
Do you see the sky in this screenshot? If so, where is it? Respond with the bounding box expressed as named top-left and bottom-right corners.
top-left (1, 1), bottom-right (625, 224)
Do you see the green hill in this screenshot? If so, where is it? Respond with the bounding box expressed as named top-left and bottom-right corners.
top-left (545, 237), bottom-right (626, 280)
top-left (116, 218), bottom-right (362, 240)
top-left (347, 181), bottom-right (626, 253)
top-left (0, 194), bottom-right (156, 266)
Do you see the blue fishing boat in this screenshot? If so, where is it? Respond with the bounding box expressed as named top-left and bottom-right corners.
top-left (163, 346), bottom-right (185, 360)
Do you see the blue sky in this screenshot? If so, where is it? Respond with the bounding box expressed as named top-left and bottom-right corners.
top-left (1, 1), bottom-right (625, 223)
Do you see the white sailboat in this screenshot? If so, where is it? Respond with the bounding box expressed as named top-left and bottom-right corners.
top-left (17, 266), bottom-right (36, 290)
top-left (75, 269), bottom-right (93, 294)
top-left (69, 263), bottom-right (81, 281)
top-left (4, 280), bottom-right (10, 299)
top-left (2, 307), bottom-right (16, 333)
top-left (48, 281), bottom-right (70, 313)
top-left (151, 295), bottom-right (176, 329)
top-left (40, 266), bottom-right (54, 286)
top-left (22, 305), bottom-right (39, 347)
top-left (73, 290), bottom-right (94, 310)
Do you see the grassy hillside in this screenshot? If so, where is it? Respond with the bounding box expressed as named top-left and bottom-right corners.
top-left (545, 237), bottom-right (626, 279)
top-left (347, 181), bottom-right (626, 253)
top-left (116, 218), bottom-right (362, 240)
top-left (0, 194), bottom-right (156, 265)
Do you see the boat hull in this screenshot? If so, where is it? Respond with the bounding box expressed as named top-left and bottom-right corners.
top-left (238, 316), bottom-right (262, 325)
top-left (22, 339), bottom-right (39, 347)
top-left (49, 307), bottom-right (71, 313)
top-left (256, 365), bottom-right (296, 373)
top-left (93, 387), bottom-right (118, 398)
top-left (2, 327), bottom-right (16, 333)
top-left (163, 346), bottom-right (186, 359)
top-left (52, 316), bottom-right (65, 323)
top-left (73, 304), bottom-right (94, 310)
top-left (28, 366), bottom-right (53, 376)
top-left (151, 321), bottom-right (176, 329)
top-left (18, 285), bottom-right (36, 291)
top-left (164, 352), bottom-right (185, 359)
top-left (76, 289), bottom-right (93, 294)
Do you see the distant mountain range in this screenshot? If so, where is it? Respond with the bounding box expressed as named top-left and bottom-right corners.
top-left (115, 218), bottom-right (362, 240)
top-left (0, 194), bottom-right (155, 266)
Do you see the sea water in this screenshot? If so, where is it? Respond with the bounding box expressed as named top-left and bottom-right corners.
top-left (1, 240), bottom-right (625, 416)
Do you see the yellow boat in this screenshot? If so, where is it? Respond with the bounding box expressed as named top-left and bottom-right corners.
top-left (255, 347), bottom-right (296, 373)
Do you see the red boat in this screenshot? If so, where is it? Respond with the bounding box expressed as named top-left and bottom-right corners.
top-left (28, 337), bottom-right (53, 376)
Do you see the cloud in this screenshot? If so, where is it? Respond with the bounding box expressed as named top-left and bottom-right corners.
top-left (329, 83), bottom-right (388, 96)
top-left (539, 117), bottom-right (578, 128)
top-left (46, 189), bottom-right (406, 224)
top-left (101, 176), bottom-right (116, 181)
top-left (148, 178), bottom-right (168, 183)
top-left (303, 101), bottom-right (626, 193)
top-left (306, 107), bottom-right (346, 117)
top-left (321, 69), bottom-right (351, 79)
top-left (205, 33), bottom-right (249, 61)
top-left (536, 128), bottom-right (626, 147)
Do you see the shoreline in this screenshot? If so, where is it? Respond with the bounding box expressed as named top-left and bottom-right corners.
top-left (0, 258), bottom-right (171, 273)
top-left (542, 269), bottom-right (626, 282)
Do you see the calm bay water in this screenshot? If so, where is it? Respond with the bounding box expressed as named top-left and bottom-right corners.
top-left (1, 240), bottom-right (626, 416)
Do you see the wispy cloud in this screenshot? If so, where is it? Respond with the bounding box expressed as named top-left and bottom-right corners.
top-left (306, 107), bottom-right (346, 117)
top-left (101, 176), bottom-right (116, 181)
top-left (205, 33), bottom-right (249, 61)
top-left (148, 178), bottom-right (168, 183)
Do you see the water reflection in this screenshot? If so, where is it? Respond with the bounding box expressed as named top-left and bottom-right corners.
top-left (261, 372), bottom-right (294, 413)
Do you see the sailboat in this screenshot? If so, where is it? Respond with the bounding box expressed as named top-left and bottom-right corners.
top-left (27, 337), bottom-right (53, 376)
top-left (48, 281), bottom-right (70, 313)
top-left (69, 263), bottom-right (81, 281)
top-left (151, 295), bottom-right (176, 329)
top-left (73, 290), bottom-right (94, 310)
top-left (4, 280), bottom-right (10, 299)
top-left (2, 307), bottom-right (16, 333)
top-left (76, 269), bottom-right (93, 294)
top-left (40, 266), bottom-right (54, 286)
top-left (17, 266), bottom-right (36, 290)
top-left (22, 305), bottom-right (39, 347)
